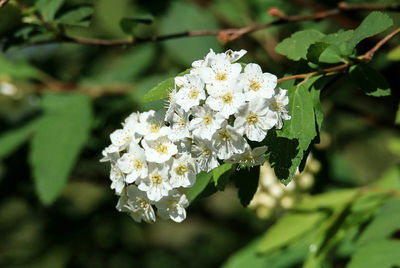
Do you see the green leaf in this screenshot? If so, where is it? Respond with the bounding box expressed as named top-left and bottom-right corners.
top-left (223, 233), bottom-right (313, 268)
top-left (36, 0), bottom-right (65, 21)
top-left (186, 171), bottom-right (213, 202)
top-left (0, 120), bottom-right (38, 159)
top-left (346, 11), bottom-right (393, 54)
top-left (212, 163), bottom-right (232, 190)
top-left (29, 94), bottom-right (92, 205)
top-left (57, 6), bottom-right (93, 27)
top-left (348, 240), bottom-right (400, 268)
top-left (257, 212), bottom-right (326, 254)
top-left (387, 45), bottom-right (400, 61)
top-left (120, 15), bottom-right (154, 35)
top-left (276, 29), bottom-right (325, 61)
top-left (357, 198), bottom-right (400, 245)
top-left (306, 42), bottom-right (330, 64)
top-left (267, 82), bottom-right (317, 182)
top-left (232, 167), bottom-right (260, 207)
top-left (297, 189), bottom-right (357, 210)
top-left (349, 63), bottom-right (391, 97)
top-left (142, 69), bottom-right (190, 102)
top-left (0, 54), bottom-right (41, 80)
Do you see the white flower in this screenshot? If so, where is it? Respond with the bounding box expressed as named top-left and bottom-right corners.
top-left (191, 49), bottom-right (216, 70)
top-left (142, 136), bottom-right (178, 163)
top-left (0, 81), bottom-right (18, 96)
top-left (175, 137), bottom-right (192, 154)
top-left (117, 185), bottom-right (156, 223)
top-left (109, 129), bottom-right (133, 151)
top-left (225, 49), bottom-right (247, 63)
top-left (174, 76), bottom-right (186, 88)
top-left (117, 143), bottom-right (148, 183)
top-left (137, 110), bottom-right (170, 140)
top-left (110, 165), bottom-right (125, 195)
top-left (191, 138), bottom-right (219, 172)
top-left (168, 108), bottom-right (191, 142)
top-left (225, 145), bottom-right (267, 167)
top-left (169, 153), bottom-right (197, 188)
top-left (206, 82), bottom-right (245, 118)
top-left (212, 122), bottom-right (247, 159)
top-left (240, 63), bottom-right (277, 101)
top-left (198, 53), bottom-right (242, 84)
top-left (165, 88), bottom-right (178, 122)
top-left (156, 190), bottom-right (189, 223)
top-left (189, 105), bottom-right (225, 140)
top-left (138, 163), bottom-right (172, 202)
top-left (175, 74), bottom-right (206, 112)
top-left (233, 99), bottom-right (278, 142)
top-left (267, 88), bottom-right (291, 129)
top-left (100, 144), bottom-right (120, 163)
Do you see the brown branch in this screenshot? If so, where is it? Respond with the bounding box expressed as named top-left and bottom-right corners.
top-left (359, 27), bottom-right (400, 61)
top-left (0, 0), bottom-right (9, 8)
top-left (25, 2), bottom-right (400, 47)
top-left (277, 26), bottom-right (400, 83)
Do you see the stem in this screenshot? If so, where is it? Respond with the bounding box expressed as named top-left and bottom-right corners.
top-left (277, 26), bottom-right (400, 83)
top-left (0, 0), bottom-right (9, 8)
top-left (22, 2), bottom-right (400, 46)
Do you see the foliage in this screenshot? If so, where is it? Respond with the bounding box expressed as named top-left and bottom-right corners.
top-left (0, 0), bottom-right (399, 267)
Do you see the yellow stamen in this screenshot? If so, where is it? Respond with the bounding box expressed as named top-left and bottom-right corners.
top-left (222, 93), bottom-right (233, 104)
top-left (176, 164), bottom-right (188, 175)
top-left (246, 112), bottom-right (258, 124)
top-left (134, 159), bottom-right (143, 170)
top-left (156, 144), bottom-right (168, 154)
top-left (216, 73), bottom-right (227, 81)
top-left (203, 115), bottom-right (212, 125)
top-left (189, 89), bottom-right (199, 99)
top-left (249, 80), bottom-right (261, 91)
top-left (151, 173), bottom-right (162, 184)
top-left (218, 130), bottom-right (231, 141)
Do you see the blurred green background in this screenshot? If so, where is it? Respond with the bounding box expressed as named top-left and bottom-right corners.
top-left (0, 0), bottom-right (399, 267)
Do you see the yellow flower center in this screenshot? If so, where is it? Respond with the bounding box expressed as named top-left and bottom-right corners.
top-left (168, 200), bottom-right (177, 209)
top-left (176, 164), bottom-right (188, 175)
top-left (178, 118), bottom-right (186, 127)
top-left (189, 89), bottom-right (199, 99)
top-left (134, 159), bottom-right (143, 170)
top-left (202, 146), bottom-right (211, 157)
top-left (246, 112), bottom-right (258, 125)
top-left (156, 144), bottom-right (168, 154)
top-left (151, 173), bottom-right (162, 185)
top-left (222, 93), bottom-right (233, 104)
top-left (136, 197), bottom-right (149, 209)
top-left (150, 123), bottom-right (160, 133)
top-left (203, 115), bottom-right (212, 125)
top-left (218, 130), bottom-right (231, 141)
top-left (272, 100), bottom-right (281, 111)
top-left (249, 80), bottom-right (261, 91)
top-left (216, 72), bottom-right (227, 81)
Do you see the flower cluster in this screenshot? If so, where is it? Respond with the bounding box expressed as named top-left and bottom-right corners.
top-left (249, 155), bottom-right (320, 219)
top-left (101, 49), bottom-right (291, 223)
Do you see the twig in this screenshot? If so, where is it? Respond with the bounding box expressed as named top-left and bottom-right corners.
top-left (277, 26), bottom-right (400, 83)
top-left (359, 27), bottom-right (400, 61)
top-left (24, 2), bottom-right (400, 46)
top-left (0, 0), bottom-right (9, 8)
top-left (14, 26), bottom-right (400, 96)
